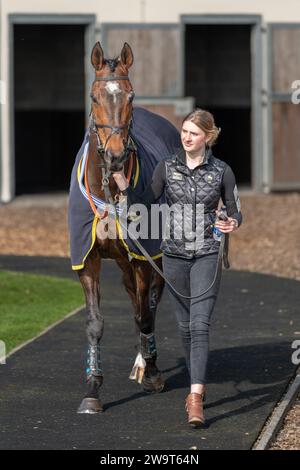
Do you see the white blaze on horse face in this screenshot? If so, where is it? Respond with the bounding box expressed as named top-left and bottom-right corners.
top-left (105, 81), bottom-right (122, 104)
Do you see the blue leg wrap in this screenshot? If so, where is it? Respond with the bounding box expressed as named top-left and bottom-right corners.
top-left (140, 333), bottom-right (157, 360)
top-left (86, 344), bottom-right (103, 378)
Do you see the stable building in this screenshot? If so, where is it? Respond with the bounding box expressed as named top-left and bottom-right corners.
top-left (0, 0), bottom-right (300, 202)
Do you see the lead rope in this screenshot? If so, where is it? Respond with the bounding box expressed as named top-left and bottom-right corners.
top-left (114, 203), bottom-right (225, 300)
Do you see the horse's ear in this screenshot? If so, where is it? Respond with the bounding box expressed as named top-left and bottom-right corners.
top-left (91, 42), bottom-right (104, 71)
top-left (120, 42), bottom-right (134, 69)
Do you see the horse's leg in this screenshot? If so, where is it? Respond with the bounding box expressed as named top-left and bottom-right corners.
top-left (131, 260), bottom-right (165, 393)
top-left (115, 256), bottom-right (140, 354)
top-left (115, 257), bottom-right (137, 308)
top-left (77, 248), bottom-right (104, 414)
top-left (149, 258), bottom-right (165, 330)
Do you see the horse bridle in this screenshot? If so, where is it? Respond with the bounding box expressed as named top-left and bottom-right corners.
top-left (87, 74), bottom-right (136, 209)
top-left (89, 75), bottom-right (136, 170)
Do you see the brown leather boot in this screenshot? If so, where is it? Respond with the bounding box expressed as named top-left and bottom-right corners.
top-left (185, 392), bottom-right (206, 426)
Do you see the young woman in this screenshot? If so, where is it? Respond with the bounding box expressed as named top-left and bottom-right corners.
top-left (113, 109), bottom-right (242, 427)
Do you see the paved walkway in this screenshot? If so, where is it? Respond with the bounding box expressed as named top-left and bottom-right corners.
top-left (0, 256), bottom-right (299, 450)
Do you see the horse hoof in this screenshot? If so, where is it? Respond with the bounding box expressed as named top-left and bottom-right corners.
top-left (142, 374), bottom-right (165, 394)
top-left (77, 398), bottom-right (103, 414)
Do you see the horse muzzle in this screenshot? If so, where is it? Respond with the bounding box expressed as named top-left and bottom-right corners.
top-left (105, 150), bottom-right (129, 172)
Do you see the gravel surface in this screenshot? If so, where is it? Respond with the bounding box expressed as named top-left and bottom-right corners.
top-left (270, 397), bottom-right (300, 450)
top-left (0, 191), bottom-right (299, 449)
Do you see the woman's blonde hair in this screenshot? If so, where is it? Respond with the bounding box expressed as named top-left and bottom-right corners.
top-left (182, 108), bottom-right (221, 147)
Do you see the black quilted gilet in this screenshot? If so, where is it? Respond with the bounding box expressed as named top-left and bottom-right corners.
top-left (160, 147), bottom-right (227, 259)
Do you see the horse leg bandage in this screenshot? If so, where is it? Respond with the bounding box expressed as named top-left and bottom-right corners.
top-left (140, 332), bottom-right (157, 360)
top-left (129, 333), bottom-right (157, 384)
top-left (129, 352), bottom-right (146, 383)
top-left (86, 344), bottom-right (103, 378)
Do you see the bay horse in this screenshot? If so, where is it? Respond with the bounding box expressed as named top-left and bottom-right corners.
top-left (73, 42), bottom-right (167, 414)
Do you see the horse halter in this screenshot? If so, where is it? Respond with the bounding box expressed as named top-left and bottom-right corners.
top-left (89, 74), bottom-right (135, 169)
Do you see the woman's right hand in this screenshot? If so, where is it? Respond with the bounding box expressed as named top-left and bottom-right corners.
top-left (112, 170), bottom-right (129, 191)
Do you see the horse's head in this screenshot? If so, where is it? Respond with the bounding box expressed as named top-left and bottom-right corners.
top-left (90, 42), bottom-right (135, 172)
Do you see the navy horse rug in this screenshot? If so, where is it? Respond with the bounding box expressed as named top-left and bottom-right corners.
top-left (68, 107), bottom-right (181, 270)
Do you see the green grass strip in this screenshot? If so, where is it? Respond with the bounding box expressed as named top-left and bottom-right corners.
top-left (0, 270), bottom-right (84, 353)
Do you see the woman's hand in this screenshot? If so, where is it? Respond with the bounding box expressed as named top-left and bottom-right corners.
top-left (215, 211), bottom-right (239, 233)
top-left (112, 170), bottom-right (129, 192)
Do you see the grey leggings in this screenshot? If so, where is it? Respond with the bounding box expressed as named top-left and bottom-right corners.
top-left (162, 252), bottom-right (222, 385)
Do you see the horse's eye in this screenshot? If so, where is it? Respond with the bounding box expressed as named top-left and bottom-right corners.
top-left (128, 91), bottom-right (135, 103)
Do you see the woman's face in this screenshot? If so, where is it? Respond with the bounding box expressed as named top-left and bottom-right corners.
top-left (181, 120), bottom-right (208, 153)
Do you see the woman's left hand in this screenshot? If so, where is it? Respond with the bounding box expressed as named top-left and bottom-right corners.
top-left (214, 212), bottom-right (239, 233)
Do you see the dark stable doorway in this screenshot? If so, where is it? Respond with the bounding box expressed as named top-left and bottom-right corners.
top-left (14, 24), bottom-right (86, 194)
top-left (185, 24), bottom-right (252, 186)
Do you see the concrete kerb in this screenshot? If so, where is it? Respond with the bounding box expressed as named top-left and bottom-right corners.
top-left (253, 365), bottom-right (300, 450)
top-left (3, 304), bottom-right (85, 362)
